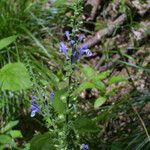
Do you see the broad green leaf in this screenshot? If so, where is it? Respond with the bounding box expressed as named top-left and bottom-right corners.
top-left (0, 145), bottom-right (5, 150)
top-left (94, 97), bottom-right (107, 109)
top-left (30, 132), bottom-right (56, 150)
top-left (74, 118), bottom-right (100, 133)
top-left (0, 63), bottom-right (32, 91)
top-left (81, 66), bottom-right (95, 79)
top-left (1, 120), bottom-right (19, 133)
top-left (96, 70), bottom-right (111, 80)
top-left (92, 79), bottom-right (106, 92)
top-left (22, 143), bottom-right (30, 150)
top-left (75, 82), bottom-right (95, 94)
top-left (9, 130), bottom-right (23, 138)
top-left (53, 88), bottom-right (66, 114)
top-left (0, 135), bottom-right (12, 144)
top-left (0, 35), bottom-right (17, 50)
top-left (108, 75), bottom-right (125, 85)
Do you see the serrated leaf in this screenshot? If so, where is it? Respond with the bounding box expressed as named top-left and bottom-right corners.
top-left (94, 97), bottom-right (107, 109)
top-left (53, 88), bottom-right (66, 114)
top-left (74, 118), bottom-right (100, 133)
top-left (30, 132), bottom-right (56, 150)
top-left (108, 75), bottom-right (125, 85)
top-left (0, 35), bottom-right (17, 50)
top-left (0, 63), bottom-right (32, 91)
top-left (1, 120), bottom-right (19, 133)
top-left (0, 135), bottom-right (12, 144)
top-left (9, 130), bottom-right (23, 138)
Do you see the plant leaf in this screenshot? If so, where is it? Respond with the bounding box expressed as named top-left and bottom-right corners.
top-left (1, 120), bottom-right (19, 133)
top-left (108, 75), bottom-right (125, 85)
top-left (75, 82), bottom-right (95, 94)
top-left (0, 63), bottom-right (32, 91)
top-left (96, 70), bottom-right (111, 80)
top-left (94, 97), bottom-right (107, 109)
top-left (30, 132), bottom-right (56, 150)
top-left (81, 66), bottom-right (95, 79)
top-left (0, 135), bottom-right (12, 144)
top-left (0, 35), bottom-right (17, 50)
top-left (53, 88), bottom-right (66, 114)
top-left (9, 130), bottom-right (23, 138)
top-left (74, 118), bottom-right (100, 133)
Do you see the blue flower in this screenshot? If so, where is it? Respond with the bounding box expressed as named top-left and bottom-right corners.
top-left (72, 51), bottom-right (79, 63)
top-left (70, 40), bottom-right (75, 46)
top-left (65, 31), bottom-right (70, 40)
top-left (79, 44), bottom-right (92, 57)
top-left (31, 100), bottom-right (35, 105)
top-left (59, 42), bottom-right (68, 59)
top-left (79, 34), bottom-right (85, 42)
top-left (31, 105), bottom-right (39, 117)
top-left (50, 91), bottom-right (54, 104)
top-left (32, 96), bottom-right (38, 99)
top-left (82, 144), bottom-right (89, 150)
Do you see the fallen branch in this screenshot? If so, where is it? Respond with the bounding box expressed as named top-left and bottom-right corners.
top-left (78, 14), bottom-right (127, 49)
top-left (97, 21), bottom-right (150, 72)
top-left (125, 0), bottom-right (150, 16)
top-left (84, 0), bottom-right (101, 20)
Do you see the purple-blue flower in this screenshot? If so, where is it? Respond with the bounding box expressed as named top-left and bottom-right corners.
top-left (31, 105), bottom-right (39, 117)
top-left (72, 51), bottom-right (79, 63)
top-left (32, 96), bottom-right (38, 99)
top-left (79, 34), bottom-right (85, 42)
top-left (79, 44), bottom-right (92, 57)
top-left (59, 42), bottom-right (68, 59)
top-left (70, 40), bottom-right (75, 46)
top-left (65, 31), bottom-right (70, 40)
top-left (82, 144), bottom-right (89, 150)
top-left (50, 91), bottom-right (54, 104)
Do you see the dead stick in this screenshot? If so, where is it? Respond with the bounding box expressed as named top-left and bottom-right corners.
top-left (78, 14), bottom-right (127, 50)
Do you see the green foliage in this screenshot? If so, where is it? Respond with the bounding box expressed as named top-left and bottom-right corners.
top-left (53, 88), bottom-right (67, 114)
top-left (0, 135), bottom-right (12, 144)
top-left (1, 120), bottom-right (19, 133)
top-left (0, 63), bottom-right (32, 91)
top-left (30, 132), bottom-right (57, 150)
top-left (0, 35), bottom-right (17, 50)
top-left (74, 118), bottom-right (100, 133)
top-left (108, 75), bottom-right (126, 85)
top-left (0, 0), bottom-right (31, 38)
top-left (9, 130), bottom-right (23, 138)
top-left (0, 120), bottom-right (24, 150)
top-left (94, 97), bottom-right (107, 109)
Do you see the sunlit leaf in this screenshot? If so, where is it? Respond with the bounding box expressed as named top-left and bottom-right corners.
top-left (0, 135), bottom-right (12, 144)
top-left (9, 130), bottom-right (23, 138)
top-left (81, 66), bottom-right (95, 79)
top-left (0, 63), bottom-right (32, 91)
top-left (0, 35), bottom-right (17, 50)
top-left (1, 120), bottom-right (19, 133)
top-left (108, 75), bottom-right (125, 85)
top-left (94, 97), bottom-right (107, 109)
top-left (53, 88), bottom-right (66, 114)
top-left (96, 70), bottom-right (111, 80)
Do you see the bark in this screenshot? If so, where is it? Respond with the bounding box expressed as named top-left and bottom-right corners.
top-left (84, 0), bottom-right (101, 20)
